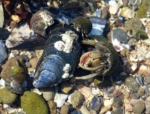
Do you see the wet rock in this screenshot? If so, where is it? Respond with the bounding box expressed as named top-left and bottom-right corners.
top-left (61, 82), bottom-right (73, 94)
top-left (80, 105), bottom-right (90, 114)
top-left (0, 88), bottom-right (17, 104)
top-left (60, 104), bottom-right (69, 114)
top-left (0, 40), bottom-right (7, 64)
top-left (112, 107), bottom-right (123, 114)
top-left (122, 0), bottom-right (128, 6)
top-left (99, 106), bottom-right (111, 114)
top-left (40, 87), bottom-right (55, 101)
top-left (125, 76), bottom-right (140, 93)
top-left (136, 0), bottom-right (150, 18)
top-left (109, 1), bottom-right (119, 15)
top-left (145, 97), bottom-right (150, 114)
top-left (5, 23), bottom-right (44, 49)
top-left (124, 18), bottom-right (148, 40)
top-left (54, 92), bottom-right (68, 107)
top-left (130, 93), bottom-right (140, 99)
top-left (122, 90), bottom-right (130, 98)
top-left (20, 91), bottom-right (49, 114)
top-left (1, 57), bottom-right (21, 80)
top-left (132, 101), bottom-right (145, 114)
top-left (120, 7), bottom-right (135, 18)
top-left (111, 28), bottom-right (129, 44)
top-left (107, 86), bottom-right (115, 93)
top-left (111, 28), bottom-right (130, 51)
top-left (90, 96), bottom-right (102, 113)
top-left (101, 6), bottom-right (109, 19)
top-left (144, 76), bottom-right (150, 84)
top-left (0, 3), bottom-right (4, 27)
top-left (112, 97), bottom-right (123, 108)
top-left (137, 87), bottom-right (145, 97)
top-left (125, 103), bottom-right (133, 112)
top-left (68, 90), bottom-right (84, 108)
top-left (29, 58), bottom-right (38, 69)
top-left (35, 49), bottom-right (43, 60)
top-left (48, 100), bottom-right (57, 114)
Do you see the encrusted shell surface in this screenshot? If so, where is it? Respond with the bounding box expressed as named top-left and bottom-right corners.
top-left (5, 76), bottom-right (25, 94)
top-left (33, 25), bottom-right (81, 88)
top-left (30, 9), bottom-right (54, 36)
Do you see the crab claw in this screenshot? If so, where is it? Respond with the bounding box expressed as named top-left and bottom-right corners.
top-left (79, 51), bottom-right (104, 71)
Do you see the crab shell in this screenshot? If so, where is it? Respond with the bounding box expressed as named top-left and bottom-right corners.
top-left (80, 35), bottom-right (120, 76)
top-left (70, 16), bottom-right (92, 35)
top-left (33, 25), bottom-right (81, 88)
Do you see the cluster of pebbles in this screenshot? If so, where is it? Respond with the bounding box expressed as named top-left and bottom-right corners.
top-left (0, 0), bottom-right (150, 114)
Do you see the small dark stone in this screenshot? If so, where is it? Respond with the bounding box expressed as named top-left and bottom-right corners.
top-left (137, 87), bottom-right (145, 97)
top-left (133, 101), bottom-right (145, 114)
top-left (130, 93), bottom-right (140, 99)
top-left (125, 76), bottom-right (140, 93)
top-left (111, 28), bottom-right (129, 44)
top-left (144, 76), bottom-right (150, 85)
top-left (112, 97), bottom-right (123, 108)
top-left (107, 86), bottom-right (115, 93)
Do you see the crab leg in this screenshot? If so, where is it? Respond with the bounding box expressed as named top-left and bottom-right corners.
top-left (75, 73), bottom-right (99, 80)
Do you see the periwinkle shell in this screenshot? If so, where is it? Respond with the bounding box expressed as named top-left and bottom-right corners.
top-left (33, 25), bottom-right (81, 88)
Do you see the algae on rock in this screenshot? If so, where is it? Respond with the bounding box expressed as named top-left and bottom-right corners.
top-left (20, 91), bottom-right (49, 114)
top-left (0, 88), bottom-right (18, 104)
top-left (136, 0), bottom-right (150, 18)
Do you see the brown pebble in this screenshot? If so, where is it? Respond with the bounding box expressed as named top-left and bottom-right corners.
top-left (29, 58), bottom-right (38, 69)
top-left (60, 104), bottom-right (69, 114)
top-left (48, 100), bottom-right (57, 114)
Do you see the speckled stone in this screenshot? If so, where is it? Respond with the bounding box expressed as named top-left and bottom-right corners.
top-left (111, 28), bottom-right (129, 44)
top-left (132, 101), bottom-right (145, 114)
top-left (137, 87), bottom-right (145, 97)
top-left (112, 97), bottom-right (123, 108)
top-left (130, 93), bottom-right (140, 99)
top-left (112, 107), bottom-right (123, 114)
top-left (1, 57), bottom-right (20, 80)
top-left (125, 76), bottom-right (140, 93)
top-left (144, 76), bottom-right (150, 84)
top-left (61, 82), bottom-right (73, 94)
top-left (125, 103), bottom-right (133, 112)
top-left (68, 90), bottom-right (84, 108)
top-left (145, 97), bottom-right (150, 114)
top-left (40, 87), bottom-right (55, 101)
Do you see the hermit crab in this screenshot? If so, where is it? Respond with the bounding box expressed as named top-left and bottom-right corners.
top-left (75, 35), bottom-right (120, 80)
